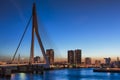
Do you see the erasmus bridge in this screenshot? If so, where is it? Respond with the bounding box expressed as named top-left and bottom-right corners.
top-left (10, 2), bottom-right (50, 68)
top-left (0, 2), bottom-right (64, 73)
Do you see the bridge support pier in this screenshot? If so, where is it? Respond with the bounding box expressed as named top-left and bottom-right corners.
top-left (0, 67), bottom-right (11, 78)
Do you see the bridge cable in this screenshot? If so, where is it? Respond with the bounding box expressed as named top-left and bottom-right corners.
top-left (11, 15), bottom-right (32, 63)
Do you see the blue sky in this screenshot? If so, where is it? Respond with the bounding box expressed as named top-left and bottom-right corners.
top-left (0, 0), bottom-right (120, 61)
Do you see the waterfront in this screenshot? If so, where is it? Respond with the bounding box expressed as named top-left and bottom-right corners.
top-left (1, 68), bottom-right (120, 80)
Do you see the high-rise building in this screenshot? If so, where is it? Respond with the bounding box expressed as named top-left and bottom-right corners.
top-left (68, 50), bottom-right (74, 64)
top-left (46, 49), bottom-right (54, 64)
top-left (75, 49), bottom-right (82, 64)
top-left (85, 57), bottom-right (91, 65)
top-left (34, 56), bottom-right (40, 63)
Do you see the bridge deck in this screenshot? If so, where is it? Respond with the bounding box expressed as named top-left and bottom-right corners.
top-left (0, 63), bottom-right (46, 67)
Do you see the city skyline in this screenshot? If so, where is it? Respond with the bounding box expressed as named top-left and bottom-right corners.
top-left (1, 0), bottom-right (120, 61)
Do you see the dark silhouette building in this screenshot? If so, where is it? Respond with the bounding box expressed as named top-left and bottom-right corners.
top-left (34, 56), bottom-right (40, 63)
top-left (68, 50), bottom-right (74, 64)
top-left (46, 49), bottom-right (54, 64)
top-left (104, 57), bottom-right (111, 65)
top-left (75, 49), bottom-right (82, 64)
top-left (85, 57), bottom-right (91, 65)
top-left (68, 49), bottom-right (82, 65)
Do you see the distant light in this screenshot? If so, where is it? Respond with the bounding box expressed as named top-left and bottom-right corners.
top-left (11, 74), bottom-right (15, 79)
top-left (107, 72), bottom-right (110, 76)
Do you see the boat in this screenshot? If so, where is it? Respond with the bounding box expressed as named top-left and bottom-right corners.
top-left (93, 68), bottom-right (120, 73)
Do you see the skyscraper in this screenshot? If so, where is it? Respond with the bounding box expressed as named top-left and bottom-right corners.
top-left (46, 49), bottom-right (54, 64)
top-left (75, 49), bottom-right (82, 64)
top-left (68, 50), bottom-right (74, 64)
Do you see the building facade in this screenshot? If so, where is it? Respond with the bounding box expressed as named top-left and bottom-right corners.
top-left (75, 49), bottom-right (82, 64)
top-left (85, 57), bottom-right (91, 65)
top-left (104, 57), bottom-right (111, 65)
top-left (46, 49), bottom-right (54, 64)
top-left (68, 50), bottom-right (74, 64)
top-left (68, 49), bottom-right (82, 65)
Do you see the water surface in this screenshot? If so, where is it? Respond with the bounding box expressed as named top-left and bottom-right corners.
top-left (1, 68), bottom-right (120, 80)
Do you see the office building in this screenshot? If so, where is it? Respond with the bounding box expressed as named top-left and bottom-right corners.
top-left (68, 50), bottom-right (74, 64)
top-left (75, 49), bottom-right (82, 64)
top-left (46, 49), bottom-right (54, 64)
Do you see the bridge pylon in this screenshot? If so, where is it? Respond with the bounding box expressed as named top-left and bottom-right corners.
top-left (29, 3), bottom-right (50, 68)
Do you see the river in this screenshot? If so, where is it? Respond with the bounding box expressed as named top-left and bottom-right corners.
top-left (1, 68), bottom-right (120, 80)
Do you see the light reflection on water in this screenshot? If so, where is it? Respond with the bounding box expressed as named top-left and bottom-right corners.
top-left (1, 68), bottom-right (120, 80)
